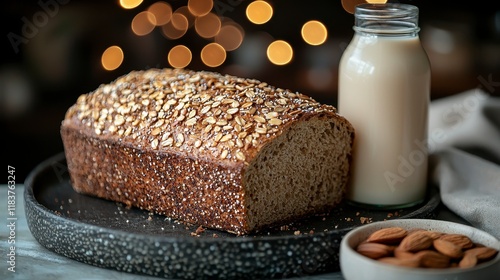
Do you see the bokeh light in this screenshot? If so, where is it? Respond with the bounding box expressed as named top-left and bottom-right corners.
top-left (246, 1), bottom-right (273, 25)
top-left (120, 0), bottom-right (143, 9)
top-left (101, 46), bottom-right (124, 71)
top-left (267, 40), bottom-right (293, 65)
top-left (171, 11), bottom-right (189, 31)
top-left (188, 0), bottom-right (213, 17)
top-left (215, 22), bottom-right (244, 51)
top-left (161, 12), bottom-right (188, 39)
top-left (301, 20), bottom-right (328, 46)
top-left (131, 11), bottom-right (156, 36)
top-left (175, 6), bottom-right (196, 28)
top-left (195, 12), bottom-right (221, 38)
top-left (161, 15), bottom-right (188, 39)
top-left (341, 0), bottom-right (367, 14)
top-left (168, 45), bottom-right (192, 68)
top-left (201, 43), bottom-right (226, 67)
top-left (125, 0), bottom-right (383, 69)
top-left (147, 1), bottom-right (173, 26)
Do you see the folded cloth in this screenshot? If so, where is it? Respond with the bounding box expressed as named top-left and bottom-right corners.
top-left (429, 88), bottom-right (500, 239)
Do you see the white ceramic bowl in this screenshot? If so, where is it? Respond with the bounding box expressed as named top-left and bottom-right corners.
top-left (340, 219), bottom-right (500, 280)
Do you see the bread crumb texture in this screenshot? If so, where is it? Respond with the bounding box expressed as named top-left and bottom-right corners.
top-left (62, 68), bottom-right (354, 235)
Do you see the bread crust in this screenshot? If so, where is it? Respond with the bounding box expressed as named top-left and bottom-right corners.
top-left (61, 125), bottom-right (250, 234)
top-left (61, 68), bottom-right (354, 235)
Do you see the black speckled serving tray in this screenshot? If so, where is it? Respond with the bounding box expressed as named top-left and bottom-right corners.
top-left (24, 153), bottom-right (440, 279)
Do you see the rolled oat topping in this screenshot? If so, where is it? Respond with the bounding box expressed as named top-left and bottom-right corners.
top-left (65, 68), bottom-right (336, 163)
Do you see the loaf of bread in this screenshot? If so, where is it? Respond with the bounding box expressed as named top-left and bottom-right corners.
top-left (61, 68), bottom-right (354, 235)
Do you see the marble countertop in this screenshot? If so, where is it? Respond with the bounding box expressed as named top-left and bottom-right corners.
top-left (0, 184), bottom-right (467, 280)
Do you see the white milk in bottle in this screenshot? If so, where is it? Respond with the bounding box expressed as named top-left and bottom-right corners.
top-left (338, 3), bottom-right (430, 208)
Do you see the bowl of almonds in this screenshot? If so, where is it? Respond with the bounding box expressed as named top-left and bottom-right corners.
top-left (339, 219), bottom-right (500, 280)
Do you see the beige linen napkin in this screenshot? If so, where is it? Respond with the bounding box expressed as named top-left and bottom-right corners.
top-left (429, 88), bottom-right (500, 239)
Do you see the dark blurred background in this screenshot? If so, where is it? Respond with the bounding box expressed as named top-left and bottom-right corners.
top-left (2, 0), bottom-right (500, 184)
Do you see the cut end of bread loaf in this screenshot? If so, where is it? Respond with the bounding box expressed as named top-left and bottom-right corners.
top-left (244, 115), bottom-right (353, 231)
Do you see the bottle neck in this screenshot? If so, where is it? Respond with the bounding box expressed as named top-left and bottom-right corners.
top-left (353, 3), bottom-right (420, 37)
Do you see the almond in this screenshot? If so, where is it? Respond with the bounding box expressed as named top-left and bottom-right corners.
top-left (463, 246), bottom-right (499, 261)
top-left (439, 234), bottom-right (474, 249)
top-left (415, 250), bottom-right (451, 268)
top-left (422, 230), bottom-right (445, 240)
top-left (458, 253), bottom-right (477, 268)
top-left (407, 228), bottom-right (444, 239)
top-left (356, 242), bottom-right (393, 259)
top-left (366, 227), bottom-right (408, 244)
top-left (378, 257), bottom-right (420, 268)
top-left (433, 239), bottom-right (463, 259)
top-left (398, 231), bottom-right (433, 252)
top-left (407, 228), bottom-right (426, 234)
top-left (394, 247), bottom-right (417, 260)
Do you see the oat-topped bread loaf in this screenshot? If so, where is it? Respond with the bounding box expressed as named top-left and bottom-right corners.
top-left (61, 68), bottom-right (354, 235)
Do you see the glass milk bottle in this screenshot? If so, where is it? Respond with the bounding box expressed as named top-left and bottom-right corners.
top-left (338, 3), bottom-right (430, 209)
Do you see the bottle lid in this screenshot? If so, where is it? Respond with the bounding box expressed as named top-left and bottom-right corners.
top-left (354, 3), bottom-right (420, 35)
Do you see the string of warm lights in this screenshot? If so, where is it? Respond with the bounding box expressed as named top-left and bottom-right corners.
top-left (101, 0), bottom-right (387, 71)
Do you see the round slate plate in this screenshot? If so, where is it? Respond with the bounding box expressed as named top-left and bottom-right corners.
top-left (24, 153), bottom-right (441, 279)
